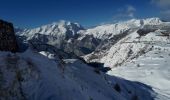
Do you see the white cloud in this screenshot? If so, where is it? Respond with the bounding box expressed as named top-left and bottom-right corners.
top-left (151, 0), bottom-right (170, 21)
top-left (113, 5), bottom-right (136, 20)
top-left (161, 10), bottom-right (170, 15)
top-left (127, 5), bottom-right (136, 17)
top-left (127, 5), bottom-right (136, 12)
top-left (160, 10), bottom-right (170, 20)
top-left (152, 0), bottom-right (170, 8)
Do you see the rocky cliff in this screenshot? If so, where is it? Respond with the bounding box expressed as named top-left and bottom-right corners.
top-left (0, 19), bottom-right (18, 52)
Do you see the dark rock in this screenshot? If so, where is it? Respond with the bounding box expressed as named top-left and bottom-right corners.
top-left (114, 83), bottom-right (121, 93)
top-left (137, 28), bottom-right (156, 37)
top-left (0, 19), bottom-right (18, 52)
top-left (28, 33), bottom-right (100, 56)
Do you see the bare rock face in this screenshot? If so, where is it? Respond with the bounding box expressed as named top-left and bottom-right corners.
top-left (0, 19), bottom-right (18, 52)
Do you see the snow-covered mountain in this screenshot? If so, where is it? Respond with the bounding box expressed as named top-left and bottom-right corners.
top-left (80, 17), bottom-right (163, 40)
top-left (83, 17), bottom-right (170, 66)
top-left (82, 18), bottom-right (170, 100)
top-left (16, 20), bottom-right (101, 56)
top-left (16, 18), bottom-right (167, 57)
top-left (11, 17), bottom-right (170, 100)
top-left (16, 17), bottom-right (170, 70)
top-left (17, 20), bottom-right (84, 39)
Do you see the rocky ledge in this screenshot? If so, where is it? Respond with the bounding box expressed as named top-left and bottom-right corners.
top-left (0, 19), bottom-right (18, 52)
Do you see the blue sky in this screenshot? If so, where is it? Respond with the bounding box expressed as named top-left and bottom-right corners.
top-left (0, 0), bottom-right (169, 28)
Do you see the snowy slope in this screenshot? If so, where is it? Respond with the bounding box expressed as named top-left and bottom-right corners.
top-left (82, 18), bottom-right (170, 100)
top-left (101, 29), bottom-right (170, 67)
top-left (108, 43), bottom-right (170, 100)
top-left (0, 49), bottom-right (155, 100)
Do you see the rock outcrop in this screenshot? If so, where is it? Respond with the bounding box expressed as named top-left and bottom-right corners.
top-left (0, 19), bottom-right (18, 52)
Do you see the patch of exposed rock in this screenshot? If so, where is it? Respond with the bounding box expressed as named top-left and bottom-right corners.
top-left (0, 19), bottom-right (19, 52)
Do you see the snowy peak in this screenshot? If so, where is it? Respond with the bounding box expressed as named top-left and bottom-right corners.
top-left (17, 17), bottom-right (164, 40)
top-left (142, 17), bottom-right (162, 25)
top-left (56, 20), bottom-right (82, 28)
top-left (82, 17), bottom-right (165, 40)
top-left (127, 17), bottom-right (162, 25)
top-left (18, 20), bottom-right (84, 39)
top-left (51, 20), bottom-right (83, 30)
